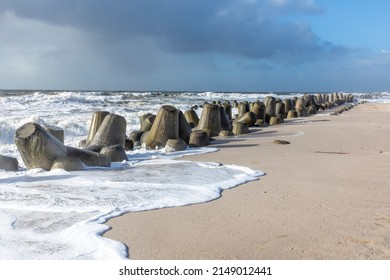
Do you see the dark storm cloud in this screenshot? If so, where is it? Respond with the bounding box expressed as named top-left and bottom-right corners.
top-left (0, 0), bottom-right (347, 64)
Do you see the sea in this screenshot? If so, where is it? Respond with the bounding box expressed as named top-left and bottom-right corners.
top-left (0, 90), bottom-right (388, 260)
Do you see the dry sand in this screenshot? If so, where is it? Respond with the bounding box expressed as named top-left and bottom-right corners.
top-left (105, 102), bottom-right (390, 259)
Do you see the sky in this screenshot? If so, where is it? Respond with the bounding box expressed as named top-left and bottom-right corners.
top-left (0, 0), bottom-right (389, 92)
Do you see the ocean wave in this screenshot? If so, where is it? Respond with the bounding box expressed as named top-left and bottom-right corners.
top-left (0, 122), bottom-right (16, 145)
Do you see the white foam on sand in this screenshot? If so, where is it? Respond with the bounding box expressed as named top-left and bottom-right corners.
top-left (0, 148), bottom-right (265, 260)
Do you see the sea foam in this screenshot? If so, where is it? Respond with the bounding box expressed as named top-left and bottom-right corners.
top-left (0, 148), bottom-right (264, 259)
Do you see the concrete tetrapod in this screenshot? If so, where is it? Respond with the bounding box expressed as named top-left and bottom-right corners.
top-left (232, 122), bottom-right (249, 135)
top-left (100, 144), bottom-right (128, 162)
top-left (178, 110), bottom-right (192, 144)
top-left (283, 99), bottom-right (293, 116)
top-left (286, 110), bottom-right (298, 119)
top-left (189, 130), bottom-right (210, 147)
top-left (264, 96), bottom-right (276, 124)
top-left (250, 102), bottom-right (265, 121)
top-left (237, 102), bottom-right (249, 117)
top-left (15, 122), bottom-right (67, 170)
top-left (14, 122), bottom-right (110, 171)
top-left (197, 103), bottom-right (222, 137)
top-left (295, 97), bottom-right (307, 117)
top-left (145, 105), bottom-right (179, 149)
top-left (85, 111), bottom-right (110, 146)
top-left (44, 125), bottom-right (64, 143)
top-left (222, 102), bottom-right (232, 120)
top-left (139, 113), bottom-right (156, 132)
top-left (0, 155), bottom-right (19, 171)
top-left (66, 147), bottom-right (111, 168)
top-left (84, 113), bottom-right (127, 152)
top-left (219, 130), bottom-right (234, 137)
top-left (269, 116), bottom-right (283, 126)
top-left (184, 109), bottom-right (199, 128)
top-left (129, 130), bottom-right (144, 143)
top-left (275, 100), bottom-right (286, 118)
top-left (165, 138), bottom-right (187, 153)
top-left (220, 106), bottom-right (232, 131)
top-left (234, 111), bottom-right (256, 127)
top-left (51, 157), bottom-right (84, 171)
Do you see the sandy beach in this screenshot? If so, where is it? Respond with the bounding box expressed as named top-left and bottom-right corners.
top-left (105, 102), bottom-right (390, 260)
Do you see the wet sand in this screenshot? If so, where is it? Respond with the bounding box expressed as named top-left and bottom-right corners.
top-left (105, 102), bottom-right (390, 259)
